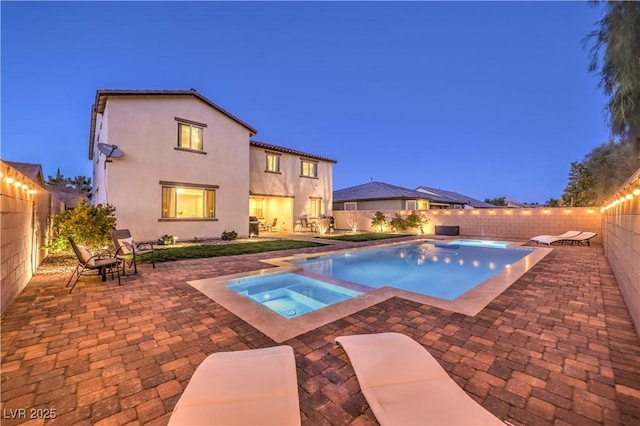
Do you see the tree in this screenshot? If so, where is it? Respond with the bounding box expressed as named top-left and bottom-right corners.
top-left (370, 211), bottom-right (388, 232)
top-left (484, 196), bottom-right (507, 207)
top-left (546, 198), bottom-right (561, 207)
top-left (49, 200), bottom-right (116, 251)
top-left (46, 168), bottom-right (69, 189)
top-left (583, 140), bottom-right (638, 203)
top-left (46, 169), bottom-right (93, 199)
top-left (561, 162), bottom-right (597, 207)
top-left (586, 1), bottom-right (640, 150)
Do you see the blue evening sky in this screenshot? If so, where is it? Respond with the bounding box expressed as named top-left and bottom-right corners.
top-left (1, 1), bottom-right (609, 204)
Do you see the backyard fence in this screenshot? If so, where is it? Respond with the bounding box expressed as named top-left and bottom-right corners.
top-left (333, 207), bottom-right (602, 243)
top-left (1, 161), bottom-right (64, 314)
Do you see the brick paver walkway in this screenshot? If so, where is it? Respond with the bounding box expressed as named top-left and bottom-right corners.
top-left (1, 241), bottom-right (639, 425)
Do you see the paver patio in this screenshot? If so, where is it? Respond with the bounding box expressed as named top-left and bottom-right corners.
top-left (1, 238), bottom-right (639, 425)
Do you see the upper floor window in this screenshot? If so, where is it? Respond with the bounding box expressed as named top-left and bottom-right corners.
top-left (266, 153), bottom-right (280, 173)
top-left (406, 200), bottom-right (417, 211)
top-left (301, 160), bottom-right (318, 178)
top-left (178, 123), bottom-right (203, 151)
top-left (161, 182), bottom-right (216, 219)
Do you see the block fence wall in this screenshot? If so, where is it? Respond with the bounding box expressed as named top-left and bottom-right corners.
top-left (1, 162), bottom-right (64, 314)
top-left (601, 168), bottom-right (640, 334)
top-left (334, 207), bottom-right (602, 243)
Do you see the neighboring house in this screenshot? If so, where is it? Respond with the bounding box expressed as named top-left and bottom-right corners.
top-left (249, 141), bottom-right (336, 231)
top-left (89, 89), bottom-right (335, 240)
top-left (415, 186), bottom-right (494, 209)
top-left (45, 187), bottom-right (88, 209)
top-left (333, 181), bottom-right (465, 211)
top-left (333, 181), bottom-right (492, 211)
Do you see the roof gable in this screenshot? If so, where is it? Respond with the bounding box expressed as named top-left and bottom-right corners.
top-left (89, 89), bottom-right (257, 159)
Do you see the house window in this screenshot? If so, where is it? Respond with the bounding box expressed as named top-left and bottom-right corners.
top-left (266, 153), bottom-right (280, 173)
top-left (310, 198), bottom-right (322, 218)
top-left (417, 200), bottom-right (429, 210)
top-left (178, 123), bottom-right (203, 151)
top-left (344, 202), bottom-right (357, 211)
top-left (162, 185), bottom-right (215, 218)
top-left (406, 200), bottom-right (417, 210)
top-left (301, 160), bottom-right (318, 178)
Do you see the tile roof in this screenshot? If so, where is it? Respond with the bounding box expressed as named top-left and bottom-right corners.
top-left (250, 140), bottom-right (337, 163)
top-left (415, 186), bottom-right (494, 208)
top-left (4, 161), bottom-right (45, 186)
top-left (334, 181), bottom-right (438, 202)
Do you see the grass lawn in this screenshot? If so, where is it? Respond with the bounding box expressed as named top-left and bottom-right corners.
top-left (317, 233), bottom-right (412, 242)
top-left (138, 239), bottom-right (326, 263)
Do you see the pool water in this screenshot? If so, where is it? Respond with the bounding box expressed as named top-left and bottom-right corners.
top-left (446, 239), bottom-right (510, 248)
top-left (292, 241), bottom-right (533, 301)
top-left (226, 273), bottom-right (362, 318)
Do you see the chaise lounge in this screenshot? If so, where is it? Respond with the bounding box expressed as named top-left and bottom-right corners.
top-left (335, 332), bottom-right (504, 425)
top-left (529, 230), bottom-right (582, 246)
top-left (168, 346), bottom-right (300, 425)
top-left (565, 231), bottom-right (598, 246)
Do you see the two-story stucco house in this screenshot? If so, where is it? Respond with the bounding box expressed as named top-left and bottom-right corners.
top-left (249, 140), bottom-right (335, 232)
top-left (89, 89), bottom-right (335, 241)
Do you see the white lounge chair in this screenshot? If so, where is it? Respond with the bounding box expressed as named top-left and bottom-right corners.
top-left (529, 230), bottom-right (582, 245)
top-left (565, 231), bottom-right (598, 246)
top-left (168, 346), bottom-right (300, 425)
top-left (335, 332), bottom-right (504, 426)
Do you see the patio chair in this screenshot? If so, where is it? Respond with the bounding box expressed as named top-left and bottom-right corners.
top-left (529, 230), bottom-right (582, 245)
top-left (168, 345), bottom-right (300, 425)
top-left (267, 217), bottom-right (278, 231)
top-left (298, 218), bottom-right (316, 232)
top-left (109, 229), bottom-right (155, 275)
top-left (335, 332), bottom-right (504, 425)
top-left (66, 237), bottom-right (121, 294)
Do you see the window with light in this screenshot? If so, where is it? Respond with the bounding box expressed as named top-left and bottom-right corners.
top-left (162, 186), bottom-right (215, 218)
top-left (178, 123), bottom-right (203, 151)
top-left (266, 153), bottom-right (280, 173)
top-left (301, 160), bottom-right (318, 178)
top-left (310, 198), bottom-right (322, 218)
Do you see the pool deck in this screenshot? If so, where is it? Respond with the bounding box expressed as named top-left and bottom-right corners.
top-left (1, 236), bottom-right (639, 425)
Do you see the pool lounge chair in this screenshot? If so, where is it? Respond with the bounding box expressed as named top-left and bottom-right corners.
top-left (529, 230), bottom-right (582, 246)
top-left (335, 333), bottom-right (504, 425)
top-left (565, 231), bottom-right (598, 246)
top-left (168, 346), bottom-right (300, 425)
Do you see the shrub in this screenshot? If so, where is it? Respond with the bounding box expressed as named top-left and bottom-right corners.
top-left (158, 234), bottom-right (175, 245)
top-left (371, 211), bottom-right (388, 232)
top-left (49, 200), bottom-right (116, 251)
top-left (221, 230), bottom-right (238, 241)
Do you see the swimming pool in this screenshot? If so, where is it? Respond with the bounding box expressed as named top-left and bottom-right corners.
top-left (226, 272), bottom-right (362, 318)
top-left (190, 239), bottom-right (550, 340)
top-left (291, 242), bottom-right (533, 301)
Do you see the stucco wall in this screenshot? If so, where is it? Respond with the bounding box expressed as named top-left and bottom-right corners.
top-left (601, 169), bottom-right (640, 334)
top-left (1, 162), bottom-right (64, 314)
top-left (249, 146), bottom-right (333, 227)
top-left (92, 96), bottom-right (253, 241)
top-left (334, 207), bottom-right (602, 242)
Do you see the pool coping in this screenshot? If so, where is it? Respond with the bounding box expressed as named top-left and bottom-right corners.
top-left (187, 239), bottom-right (552, 343)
